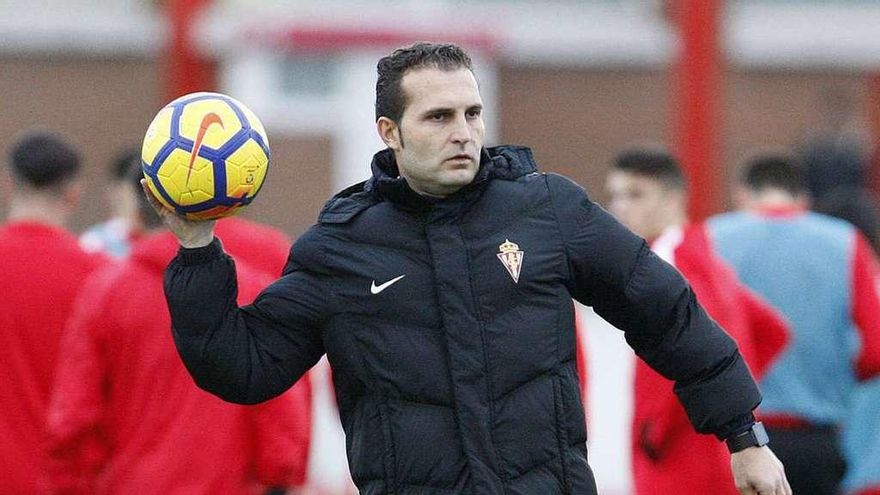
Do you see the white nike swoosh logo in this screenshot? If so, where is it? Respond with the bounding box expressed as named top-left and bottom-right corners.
top-left (370, 274), bottom-right (405, 294)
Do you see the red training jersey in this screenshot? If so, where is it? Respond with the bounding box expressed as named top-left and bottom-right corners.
top-left (44, 232), bottom-right (310, 494)
top-left (215, 217), bottom-right (292, 278)
top-left (0, 221), bottom-right (104, 494)
top-left (631, 224), bottom-right (789, 495)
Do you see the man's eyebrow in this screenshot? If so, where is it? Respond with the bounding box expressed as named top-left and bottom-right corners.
top-left (421, 107), bottom-right (454, 116)
top-left (421, 103), bottom-right (483, 116)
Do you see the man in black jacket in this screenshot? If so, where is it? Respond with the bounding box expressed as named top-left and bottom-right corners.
top-left (146, 42), bottom-right (790, 495)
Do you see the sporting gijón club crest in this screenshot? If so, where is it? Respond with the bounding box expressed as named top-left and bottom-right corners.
top-left (497, 239), bottom-right (524, 283)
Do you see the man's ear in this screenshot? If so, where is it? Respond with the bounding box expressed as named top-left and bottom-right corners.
top-left (671, 188), bottom-right (689, 215)
top-left (376, 117), bottom-right (402, 151)
top-left (732, 185), bottom-right (752, 211)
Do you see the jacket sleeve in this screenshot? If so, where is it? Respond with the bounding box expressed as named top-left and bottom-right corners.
top-left (164, 235), bottom-right (329, 405)
top-left (248, 372), bottom-right (312, 489)
top-left (44, 273), bottom-right (114, 494)
top-left (850, 233), bottom-right (880, 381)
top-left (545, 174), bottom-right (761, 438)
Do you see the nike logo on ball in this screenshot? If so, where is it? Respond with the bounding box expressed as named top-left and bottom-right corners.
top-left (187, 112), bottom-right (224, 186)
top-left (370, 275), bottom-right (405, 294)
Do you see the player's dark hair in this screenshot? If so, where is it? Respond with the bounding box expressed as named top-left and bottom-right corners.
top-left (814, 186), bottom-right (880, 253)
top-left (375, 42), bottom-right (474, 123)
top-left (128, 154), bottom-right (163, 230)
top-left (111, 148), bottom-right (141, 181)
top-left (612, 147), bottom-right (687, 191)
top-left (8, 130), bottom-right (81, 189)
top-left (740, 154), bottom-right (806, 196)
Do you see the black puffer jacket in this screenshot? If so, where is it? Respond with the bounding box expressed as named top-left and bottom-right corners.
top-left (165, 145), bottom-right (761, 494)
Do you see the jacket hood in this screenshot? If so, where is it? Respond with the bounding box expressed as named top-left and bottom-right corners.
top-left (366, 145), bottom-right (538, 194)
top-left (319, 145), bottom-right (539, 223)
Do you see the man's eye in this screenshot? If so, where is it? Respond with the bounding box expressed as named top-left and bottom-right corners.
top-left (467, 109), bottom-right (481, 118)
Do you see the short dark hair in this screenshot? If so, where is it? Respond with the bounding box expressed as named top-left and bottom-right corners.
top-left (375, 42), bottom-right (473, 122)
top-left (8, 130), bottom-right (81, 189)
top-left (740, 154), bottom-right (806, 196)
top-left (814, 186), bottom-right (880, 252)
top-left (612, 147), bottom-right (687, 191)
top-left (111, 148), bottom-right (141, 181)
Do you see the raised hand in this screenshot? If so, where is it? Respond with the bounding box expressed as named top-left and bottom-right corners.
top-left (140, 179), bottom-right (215, 248)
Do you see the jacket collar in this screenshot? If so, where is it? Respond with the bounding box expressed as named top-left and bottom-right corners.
top-left (364, 145), bottom-right (538, 212)
top-left (2, 220), bottom-right (73, 240)
top-left (752, 204), bottom-right (806, 218)
top-left (318, 145), bottom-right (539, 224)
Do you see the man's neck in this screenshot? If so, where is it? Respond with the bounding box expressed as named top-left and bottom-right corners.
top-left (645, 212), bottom-right (687, 243)
top-left (7, 200), bottom-right (69, 228)
top-left (406, 181), bottom-right (449, 199)
top-left (649, 222), bottom-right (687, 264)
top-left (746, 190), bottom-right (805, 213)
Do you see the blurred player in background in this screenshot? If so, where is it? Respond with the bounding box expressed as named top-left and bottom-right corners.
top-left (605, 147), bottom-right (789, 495)
top-left (708, 154), bottom-right (880, 495)
top-left (814, 186), bottom-right (880, 495)
top-left (0, 130), bottom-right (104, 494)
top-left (76, 144), bottom-right (320, 490)
top-left (80, 148), bottom-right (142, 258)
top-left (797, 88), bottom-right (871, 203)
top-left (214, 216), bottom-right (293, 278)
top-left (815, 186), bottom-right (880, 254)
top-left (44, 160), bottom-right (311, 494)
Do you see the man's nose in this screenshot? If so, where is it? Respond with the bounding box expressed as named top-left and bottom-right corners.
top-left (450, 115), bottom-right (472, 144)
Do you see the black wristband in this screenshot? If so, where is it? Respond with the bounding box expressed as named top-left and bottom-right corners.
top-left (725, 421), bottom-right (769, 453)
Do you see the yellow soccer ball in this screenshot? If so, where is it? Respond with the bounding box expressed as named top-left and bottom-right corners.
top-left (141, 92), bottom-right (270, 221)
